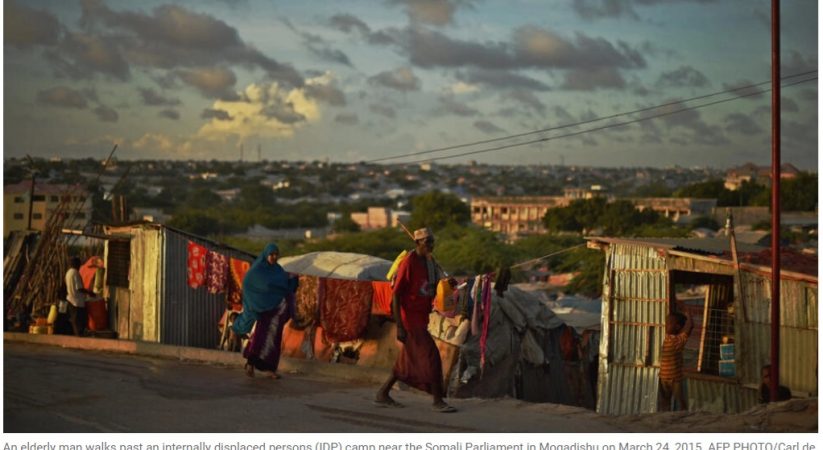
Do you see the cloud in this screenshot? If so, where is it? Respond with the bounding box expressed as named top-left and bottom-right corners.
top-left (650, 99), bottom-right (729, 146)
top-left (201, 108), bottom-right (233, 121)
top-left (37, 86), bottom-right (88, 109)
top-left (722, 80), bottom-right (765, 100)
top-left (457, 68), bottom-right (550, 91)
top-left (282, 18), bottom-right (352, 67)
top-left (76, 1), bottom-right (303, 86)
top-left (561, 67), bottom-right (626, 90)
top-left (782, 97), bottom-right (799, 113)
top-left (404, 26), bottom-right (644, 74)
top-left (94, 105), bottom-right (119, 122)
top-left (782, 50), bottom-right (817, 76)
top-left (368, 67), bottom-right (421, 91)
top-left (370, 104), bottom-right (397, 118)
top-left (449, 82), bottom-right (479, 94)
top-left (159, 109), bottom-right (180, 120)
top-left (304, 73), bottom-right (347, 106)
top-left (474, 120), bottom-right (505, 134)
top-left (799, 88), bottom-right (817, 103)
top-left (329, 14), bottom-right (371, 35)
top-left (724, 113), bottom-right (763, 135)
top-left (46, 31), bottom-right (131, 81)
top-left (553, 106), bottom-right (576, 124)
top-left (4, 1), bottom-right (60, 48)
top-left (198, 82), bottom-right (322, 140)
top-left (335, 113), bottom-right (359, 125)
top-left (438, 95), bottom-right (479, 117)
top-left (504, 89), bottom-right (546, 113)
top-left (390, 0), bottom-right (462, 26)
top-left (572, 0), bottom-right (718, 21)
top-left (656, 65), bottom-right (709, 88)
top-left (139, 88), bottom-right (181, 106)
top-left (178, 67), bottom-right (239, 100)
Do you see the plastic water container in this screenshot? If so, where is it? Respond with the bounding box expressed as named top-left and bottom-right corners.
top-left (719, 360), bottom-right (736, 377)
top-left (719, 343), bottom-right (735, 360)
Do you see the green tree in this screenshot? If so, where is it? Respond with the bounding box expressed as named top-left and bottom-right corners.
top-left (675, 179), bottom-right (725, 198)
top-left (689, 216), bottom-right (721, 231)
top-left (332, 215), bottom-right (361, 233)
top-left (168, 210), bottom-right (220, 236)
top-left (781, 172), bottom-right (817, 211)
top-left (185, 188), bottom-right (223, 210)
top-left (409, 191), bottom-right (470, 231)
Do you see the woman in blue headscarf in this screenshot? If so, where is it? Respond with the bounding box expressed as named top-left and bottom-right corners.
top-left (232, 243), bottom-right (298, 379)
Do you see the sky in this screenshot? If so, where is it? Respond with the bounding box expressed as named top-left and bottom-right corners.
top-left (2, 0), bottom-right (819, 168)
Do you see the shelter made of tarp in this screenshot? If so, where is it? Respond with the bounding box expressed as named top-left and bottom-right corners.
top-left (279, 251), bottom-right (391, 281)
top-left (452, 284), bottom-right (599, 408)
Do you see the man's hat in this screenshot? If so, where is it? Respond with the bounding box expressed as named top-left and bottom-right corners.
top-left (413, 227), bottom-right (434, 241)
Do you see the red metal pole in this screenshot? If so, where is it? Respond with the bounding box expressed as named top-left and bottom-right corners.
top-left (770, 0), bottom-right (781, 402)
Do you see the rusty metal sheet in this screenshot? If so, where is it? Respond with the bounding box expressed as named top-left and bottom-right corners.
top-left (686, 377), bottom-right (758, 414)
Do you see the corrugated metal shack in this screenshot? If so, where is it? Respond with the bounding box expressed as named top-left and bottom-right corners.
top-left (586, 237), bottom-right (817, 416)
top-left (103, 223), bottom-right (255, 349)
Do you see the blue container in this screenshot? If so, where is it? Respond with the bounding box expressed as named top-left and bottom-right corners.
top-left (719, 343), bottom-right (735, 360)
top-left (719, 360), bottom-right (736, 377)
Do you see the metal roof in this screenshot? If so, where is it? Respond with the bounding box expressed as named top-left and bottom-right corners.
top-left (586, 237), bottom-right (765, 255)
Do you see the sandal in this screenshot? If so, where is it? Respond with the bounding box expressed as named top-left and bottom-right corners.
top-left (244, 363), bottom-right (255, 378)
top-left (432, 403), bottom-right (457, 413)
top-left (266, 372), bottom-right (282, 380)
top-left (373, 397), bottom-right (404, 408)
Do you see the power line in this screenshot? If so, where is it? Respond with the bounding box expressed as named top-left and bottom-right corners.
top-left (395, 76), bottom-right (817, 164)
top-left (366, 70), bottom-right (817, 164)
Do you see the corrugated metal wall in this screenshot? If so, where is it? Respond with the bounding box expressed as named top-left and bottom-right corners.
top-left (737, 273), bottom-right (818, 395)
top-left (686, 377), bottom-right (758, 414)
top-left (597, 244), bottom-right (669, 415)
top-left (159, 228), bottom-right (255, 349)
top-left (128, 228), bottom-right (162, 342)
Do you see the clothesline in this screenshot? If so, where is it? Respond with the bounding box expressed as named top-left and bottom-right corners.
top-left (509, 243), bottom-right (588, 270)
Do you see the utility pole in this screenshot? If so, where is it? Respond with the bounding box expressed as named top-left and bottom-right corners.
top-left (27, 173), bottom-right (36, 231)
top-left (240, 144), bottom-right (244, 162)
top-left (769, 0), bottom-right (781, 402)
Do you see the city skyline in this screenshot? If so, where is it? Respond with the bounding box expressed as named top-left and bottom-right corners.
top-left (3, 0), bottom-right (819, 169)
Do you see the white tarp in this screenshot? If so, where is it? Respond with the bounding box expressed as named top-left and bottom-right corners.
top-left (279, 251), bottom-right (392, 281)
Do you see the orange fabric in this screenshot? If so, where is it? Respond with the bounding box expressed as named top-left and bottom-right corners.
top-left (79, 257), bottom-right (100, 291)
top-left (86, 299), bottom-right (108, 331)
top-left (371, 281), bottom-right (393, 316)
top-left (319, 278), bottom-right (372, 342)
top-left (227, 258), bottom-right (251, 311)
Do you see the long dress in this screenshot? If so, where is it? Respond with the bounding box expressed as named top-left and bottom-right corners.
top-left (391, 251), bottom-right (443, 394)
top-left (232, 243), bottom-right (298, 372)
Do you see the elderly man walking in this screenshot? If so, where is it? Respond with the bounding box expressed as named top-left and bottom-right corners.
top-left (374, 227), bottom-right (456, 413)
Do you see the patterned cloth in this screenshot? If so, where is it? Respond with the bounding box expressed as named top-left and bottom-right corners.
top-left (243, 297), bottom-right (291, 373)
top-left (371, 281), bottom-right (393, 316)
top-left (292, 275), bottom-right (320, 330)
top-left (227, 257), bottom-right (251, 311)
top-left (206, 251), bottom-right (229, 294)
top-left (187, 241), bottom-right (207, 289)
top-left (319, 278), bottom-right (373, 342)
top-left (393, 251), bottom-right (438, 330)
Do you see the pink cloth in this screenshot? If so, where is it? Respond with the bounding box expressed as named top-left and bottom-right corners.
top-left (187, 241), bottom-right (207, 289)
top-left (480, 273), bottom-right (493, 371)
top-left (206, 251), bottom-right (228, 294)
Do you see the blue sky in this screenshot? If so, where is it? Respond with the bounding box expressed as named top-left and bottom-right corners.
top-left (2, 0), bottom-right (818, 169)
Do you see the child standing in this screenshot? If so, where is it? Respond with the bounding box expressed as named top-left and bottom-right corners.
top-left (659, 311), bottom-right (692, 411)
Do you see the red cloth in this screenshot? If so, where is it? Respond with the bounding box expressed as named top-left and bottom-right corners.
top-left (206, 251), bottom-right (228, 294)
top-left (393, 251), bottom-right (435, 330)
top-left (187, 242), bottom-right (207, 289)
top-left (371, 281), bottom-right (393, 316)
top-left (393, 327), bottom-right (443, 394)
top-left (227, 257), bottom-right (251, 311)
top-left (319, 278), bottom-right (373, 342)
top-left (79, 256), bottom-right (101, 291)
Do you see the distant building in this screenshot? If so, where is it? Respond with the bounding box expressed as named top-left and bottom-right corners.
top-left (3, 180), bottom-right (92, 237)
top-left (471, 196), bottom-right (572, 238)
top-left (131, 207), bottom-right (170, 224)
top-left (630, 197), bottom-right (717, 223)
top-left (563, 186), bottom-right (609, 200)
top-left (724, 162), bottom-right (800, 191)
top-left (350, 207), bottom-right (410, 230)
top-left (215, 188), bottom-right (241, 202)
